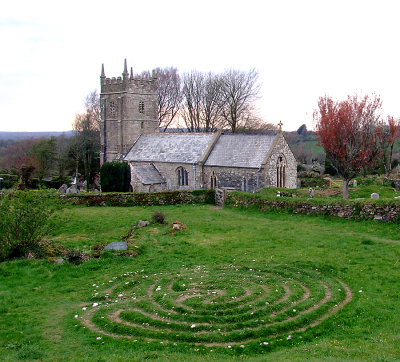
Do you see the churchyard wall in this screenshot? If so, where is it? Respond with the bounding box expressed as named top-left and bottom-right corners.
top-left (226, 192), bottom-right (400, 223)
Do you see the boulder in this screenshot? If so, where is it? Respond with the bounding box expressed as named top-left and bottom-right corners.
top-left (371, 193), bottom-right (379, 199)
top-left (172, 221), bottom-right (186, 231)
top-left (137, 220), bottom-right (150, 228)
top-left (104, 241), bottom-right (128, 251)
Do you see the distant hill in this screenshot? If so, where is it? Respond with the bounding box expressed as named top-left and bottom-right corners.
top-left (0, 131), bottom-right (74, 141)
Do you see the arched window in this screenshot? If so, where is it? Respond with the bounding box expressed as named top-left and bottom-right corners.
top-left (276, 155), bottom-right (287, 188)
top-left (242, 177), bottom-right (247, 192)
top-left (210, 171), bottom-right (217, 189)
top-left (177, 167), bottom-right (188, 186)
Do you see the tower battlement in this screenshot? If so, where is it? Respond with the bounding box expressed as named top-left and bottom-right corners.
top-left (100, 60), bottom-right (157, 94)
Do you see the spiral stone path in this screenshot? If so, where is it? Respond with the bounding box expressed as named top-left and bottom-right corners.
top-left (79, 264), bottom-right (352, 352)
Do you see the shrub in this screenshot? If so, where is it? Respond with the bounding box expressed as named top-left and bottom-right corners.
top-left (324, 157), bottom-right (338, 176)
top-left (66, 249), bottom-right (88, 265)
top-left (298, 171), bottom-right (330, 188)
top-left (152, 210), bottom-right (166, 224)
top-left (42, 175), bottom-right (71, 189)
top-left (0, 174), bottom-right (19, 190)
top-left (100, 162), bottom-right (131, 192)
top-left (297, 164), bottom-right (306, 172)
top-left (0, 190), bottom-right (58, 261)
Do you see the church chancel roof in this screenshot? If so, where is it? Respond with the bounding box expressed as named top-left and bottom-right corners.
top-left (205, 134), bottom-right (276, 168)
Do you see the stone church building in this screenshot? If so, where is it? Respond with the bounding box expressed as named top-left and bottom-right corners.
top-left (100, 60), bottom-right (297, 193)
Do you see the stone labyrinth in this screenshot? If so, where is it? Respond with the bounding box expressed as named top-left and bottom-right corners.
top-left (79, 264), bottom-right (352, 351)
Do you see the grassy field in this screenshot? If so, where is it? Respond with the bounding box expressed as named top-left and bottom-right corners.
top-left (1, 204), bottom-right (400, 360)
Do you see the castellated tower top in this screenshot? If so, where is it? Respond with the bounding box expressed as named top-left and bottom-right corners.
top-left (100, 59), bottom-right (157, 94)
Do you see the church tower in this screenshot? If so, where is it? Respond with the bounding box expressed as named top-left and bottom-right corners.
top-left (100, 59), bottom-right (158, 165)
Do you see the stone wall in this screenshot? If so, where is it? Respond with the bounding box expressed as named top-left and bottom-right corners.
top-left (202, 166), bottom-right (260, 192)
top-left (146, 162), bottom-right (202, 191)
top-left (226, 192), bottom-right (400, 223)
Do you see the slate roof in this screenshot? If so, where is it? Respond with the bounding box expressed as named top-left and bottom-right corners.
top-left (205, 134), bottom-right (276, 168)
top-left (124, 133), bottom-right (215, 164)
top-left (131, 164), bottom-right (164, 185)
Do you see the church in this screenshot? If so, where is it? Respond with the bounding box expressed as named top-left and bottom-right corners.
top-left (100, 60), bottom-right (297, 193)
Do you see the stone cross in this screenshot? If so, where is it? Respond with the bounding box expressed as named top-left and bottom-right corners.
top-left (278, 121), bottom-right (283, 132)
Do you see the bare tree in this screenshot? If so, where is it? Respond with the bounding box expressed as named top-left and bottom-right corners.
top-left (181, 71), bottom-right (204, 132)
top-left (180, 71), bottom-right (225, 132)
top-left (154, 67), bottom-right (182, 131)
top-left (201, 72), bottom-right (224, 131)
top-left (72, 90), bottom-right (101, 190)
top-left (138, 68), bottom-right (182, 131)
top-left (219, 69), bottom-right (261, 133)
top-left (235, 118), bottom-right (277, 134)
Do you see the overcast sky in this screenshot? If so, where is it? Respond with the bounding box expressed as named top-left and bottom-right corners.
top-left (1, 0), bottom-right (399, 132)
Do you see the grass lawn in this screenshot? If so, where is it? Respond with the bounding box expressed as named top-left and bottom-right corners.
top-left (1, 204), bottom-right (400, 360)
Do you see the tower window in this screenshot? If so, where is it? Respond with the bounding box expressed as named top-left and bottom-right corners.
top-left (109, 101), bottom-right (116, 116)
top-left (139, 101), bottom-right (145, 114)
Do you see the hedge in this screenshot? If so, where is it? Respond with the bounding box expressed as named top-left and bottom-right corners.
top-left (61, 189), bottom-right (215, 207)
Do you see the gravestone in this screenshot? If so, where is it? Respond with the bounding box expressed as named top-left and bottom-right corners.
top-left (66, 184), bottom-right (78, 194)
top-left (104, 241), bottom-right (128, 251)
top-left (371, 193), bottom-right (379, 199)
top-left (308, 188), bottom-right (314, 198)
top-left (58, 184), bottom-right (68, 193)
top-left (353, 179), bottom-right (357, 187)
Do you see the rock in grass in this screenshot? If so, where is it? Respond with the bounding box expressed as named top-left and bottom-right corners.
top-left (104, 241), bottom-right (128, 251)
top-left (137, 220), bottom-right (150, 228)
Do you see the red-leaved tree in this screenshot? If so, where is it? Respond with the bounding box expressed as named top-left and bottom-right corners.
top-left (314, 94), bottom-right (382, 199)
